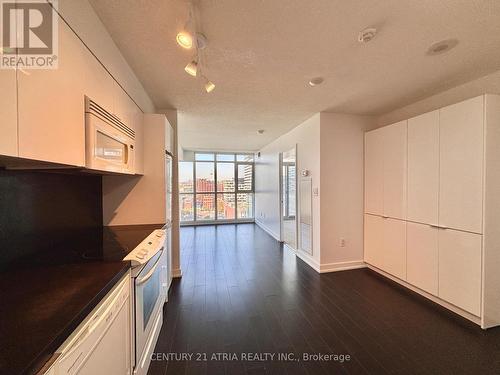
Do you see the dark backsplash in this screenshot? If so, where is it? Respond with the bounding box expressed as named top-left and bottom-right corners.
top-left (0, 170), bottom-right (103, 268)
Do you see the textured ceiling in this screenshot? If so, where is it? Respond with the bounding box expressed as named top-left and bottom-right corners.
top-left (89, 0), bottom-right (500, 151)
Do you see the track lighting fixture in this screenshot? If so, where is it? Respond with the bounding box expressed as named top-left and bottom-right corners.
top-left (184, 60), bottom-right (198, 76)
top-left (204, 79), bottom-right (215, 93)
top-left (176, 31), bottom-right (193, 49)
top-left (178, 2), bottom-right (215, 93)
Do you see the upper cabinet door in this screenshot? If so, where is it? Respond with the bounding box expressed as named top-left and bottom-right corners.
top-left (382, 121), bottom-right (407, 220)
top-left (439, 96), bottom-right (484, 233)
top-left (364, 129), bottom-right (384, 215)
top-left (407, 111), bottom-right (439, 225)
top-left (82, 48), bottom-right (115, 114)
top-left (0, 68), bottom-right (18, 157)
top-left (18, 14), bottom-right (87, 166)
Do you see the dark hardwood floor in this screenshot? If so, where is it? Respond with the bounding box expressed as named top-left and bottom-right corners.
top-left (149, 224), bottom-right (500, 375)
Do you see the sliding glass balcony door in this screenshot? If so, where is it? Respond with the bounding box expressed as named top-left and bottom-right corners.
top-left (179, 152), bottom-right (254, 224)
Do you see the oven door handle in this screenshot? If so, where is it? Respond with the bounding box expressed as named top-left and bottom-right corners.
top-left (136, 248), bottom-right (164, 286)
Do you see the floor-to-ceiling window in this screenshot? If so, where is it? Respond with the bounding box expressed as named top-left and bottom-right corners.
top-left (179, 152), bottom-right (254, 224)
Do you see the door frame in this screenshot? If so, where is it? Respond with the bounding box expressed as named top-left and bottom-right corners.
top-left (279, 145), bottom-right (298, 251)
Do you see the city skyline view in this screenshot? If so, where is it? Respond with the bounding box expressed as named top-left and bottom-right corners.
top-left (179, 153), bottom-right (254, 222)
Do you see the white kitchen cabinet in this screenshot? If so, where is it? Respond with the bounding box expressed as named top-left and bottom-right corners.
top-left (364, 128), bottom-right (384, 216)
top-left (407, 222), bottom-right (439, 296)
top-left (382, 121), bottom-right (407, 220)
top-left (407, 111), bottom-right (439, 225)
top-left (0, 68), bottom-right (18, 157)
top-left (17, 12), bottom-right (87, 166)
top-left (439, 229), bottom-right (482, 316)
top-left (439, 96), bottom-right (484, 234)
top-left (364, 215), bottom-right (406, 280)
top-left (364, 95), bottom-right (500, 328)
top-left (364, 121), bottom-right (407, 219)
top-left (82, 49), bottom-right (115, 114)
top-left (364, 214), bottom-right (384, 269)
top-left (113, 82), bottom-right (137, 128)
top-left (382, 217), bottom-right (406, 280)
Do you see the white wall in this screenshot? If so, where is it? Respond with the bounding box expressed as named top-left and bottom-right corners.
top-left (255, 112), bottom-right (375, 273)
top-left (319, 113), bottom-right (375, 267)
top-left (255, 114), bottom-right (321, 266)
top-left (56, 0), bottom-right (155, 113)
top-left (378, 69), bottom-right (500, 126)
top-left (103, 115), bottom-right (170, 225)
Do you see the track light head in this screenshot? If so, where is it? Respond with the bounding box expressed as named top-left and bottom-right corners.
top-left (205, 79), bottom-right (215, 93)
top-left (184, 60), bottom-right (198, 76)
top-left (176, 31), bottom-right (193, 49)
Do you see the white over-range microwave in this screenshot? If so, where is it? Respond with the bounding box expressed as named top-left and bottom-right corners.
top-left (85, 96), bottom-right (135, 174)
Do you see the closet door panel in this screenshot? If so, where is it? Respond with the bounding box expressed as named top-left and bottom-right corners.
top-left (438, 229), bottom-right (482, 316)
top-left (407, 222), bottom-right (439, 296)
top-left (382, 218), bottom-right (406, 280)
top-left (364, 214), bottom-right (384, 268)
top-left (439, 96), bottom-right (484, 233)
top-left (365, 129), bottom-right (384, 215)
top-left (382, 121), bottom-right (407, 220)
top-left (407, 111), bottom-right (439, 225)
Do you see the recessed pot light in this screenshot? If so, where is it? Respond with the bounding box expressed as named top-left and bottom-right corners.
top-left (308, 77), bottom-right (324, 87)
top-left (427, 39), bottom-right (458, 56)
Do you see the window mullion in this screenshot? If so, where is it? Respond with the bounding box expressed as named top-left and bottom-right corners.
top-left (214, 159), bottom-right (218, 221)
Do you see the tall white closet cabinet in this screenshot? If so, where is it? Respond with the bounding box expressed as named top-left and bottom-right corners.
top-left (364, 95), bottom-right (500, 329)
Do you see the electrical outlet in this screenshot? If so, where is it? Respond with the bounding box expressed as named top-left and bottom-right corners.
top-left (339, 238), bottom-right (346, 247)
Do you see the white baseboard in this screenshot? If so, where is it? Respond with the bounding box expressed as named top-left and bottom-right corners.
top-left (295, 252), bottom-right (366, 274)
top-left (295, 250), bottom-right (321, 273)
top-left (255, 219), bottom-right (280, 241)
top-left (319, 260), bottom-right (367, 273)
top-left (366, 263), bottom-right (482, 327)
top-left (172, 268), bottom-right (182, 278)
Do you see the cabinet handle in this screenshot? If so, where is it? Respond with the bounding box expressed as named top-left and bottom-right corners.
top-left (429, 224), bottom-right (447, 230)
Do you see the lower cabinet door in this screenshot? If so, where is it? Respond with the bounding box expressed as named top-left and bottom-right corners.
top-left (382, 218), bottom-right (407, 280)
top-left (364, 214), bottom-right (384, 269)
top-left (407, 222), bottom-right (439, 296)
top-left (438, 229), bottom-right (482, 316)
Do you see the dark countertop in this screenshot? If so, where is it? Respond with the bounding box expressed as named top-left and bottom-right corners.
top-left (0, 224), bottom-right (164, 375)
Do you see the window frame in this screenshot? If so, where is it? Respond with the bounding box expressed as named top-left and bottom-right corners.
top-left (180, 152), bottom-right (255, 225)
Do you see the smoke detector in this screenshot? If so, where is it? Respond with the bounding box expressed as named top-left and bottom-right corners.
top-left (358, 28), bottom-right (377, 43)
